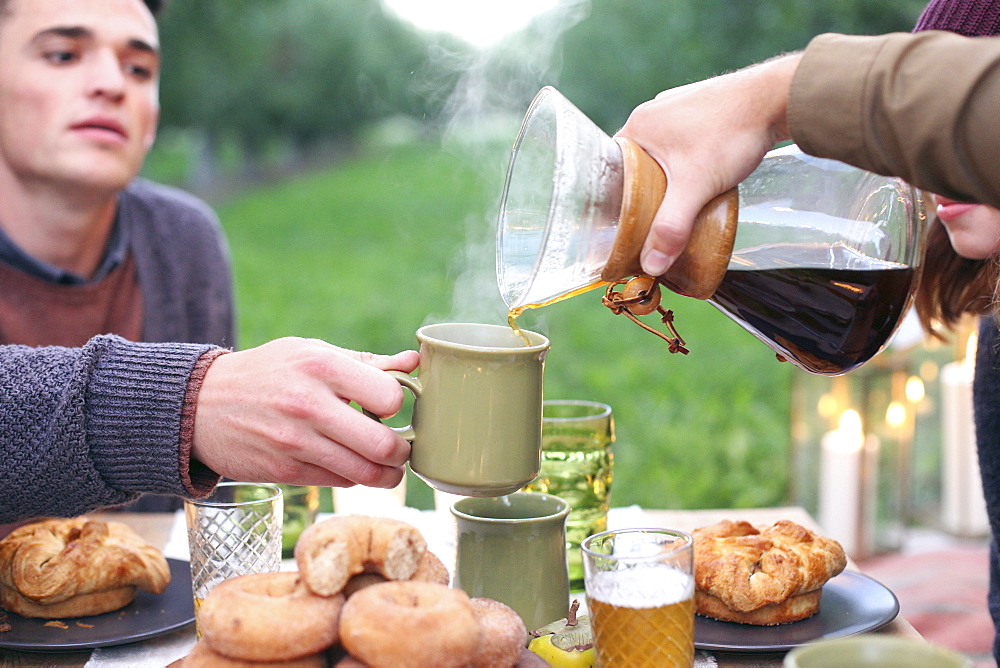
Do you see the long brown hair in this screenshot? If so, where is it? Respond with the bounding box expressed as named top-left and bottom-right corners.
top-left (914, 216), bottom-right (999, 339)
top-left (910, 1), bottom-right (1000, 339)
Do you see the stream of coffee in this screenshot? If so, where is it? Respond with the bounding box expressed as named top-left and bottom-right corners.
top-left (506, 280), bottom-right (608, 345)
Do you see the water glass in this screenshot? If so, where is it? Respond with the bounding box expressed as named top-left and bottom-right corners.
top-left (523, 400), bottom-right (614, 589)
top-left (582, 528), bottom-right (695, 667)
top-left (184, 482), bottom-right (283, 632)
top-left (232, 482), bottom-right (318, 558)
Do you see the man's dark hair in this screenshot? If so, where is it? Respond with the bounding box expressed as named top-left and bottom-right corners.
top-left (0, 0), bottom-right (163, 18)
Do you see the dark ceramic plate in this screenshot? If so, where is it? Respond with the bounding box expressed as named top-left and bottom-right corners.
top-left (694, 570), bottom-right (899, 653)
top-left (0, 558), bottom-right (194, 652)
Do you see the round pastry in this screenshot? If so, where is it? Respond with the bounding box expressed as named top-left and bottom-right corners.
top-left (339, 581), bottom-right (479, 667)
top-left (181, 639), bottom-right (328, 667)
top-left (0, 517), bottom-right (169, 618)
top-left (410, 549), bottom-right (450, 585)
top-left (692, 519), bottom-right (847, 625)
top-left (695, 588), bottom-right (822, 625)
top-left (199, 572), bottom-right (343, 662)
top-left (295, 515), bottom-right (426, 596)
top-left (469, 597), bottom-right (527, 668)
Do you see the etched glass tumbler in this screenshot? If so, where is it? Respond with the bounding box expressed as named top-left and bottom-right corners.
top-left (184, 482), bottom-right (283, 632)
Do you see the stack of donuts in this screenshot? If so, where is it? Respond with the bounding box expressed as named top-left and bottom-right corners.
top-left (177, 515), bottom-right (533, 667)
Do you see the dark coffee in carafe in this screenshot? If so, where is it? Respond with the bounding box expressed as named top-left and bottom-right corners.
top-left (707, 244), bottom-right (915, 375)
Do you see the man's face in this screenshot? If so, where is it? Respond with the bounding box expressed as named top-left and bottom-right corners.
top-left (0, 0), bottom-right (159, 193)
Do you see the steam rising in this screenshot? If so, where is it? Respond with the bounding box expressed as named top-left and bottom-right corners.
top-left (418, 0), bottom-right (591, 328)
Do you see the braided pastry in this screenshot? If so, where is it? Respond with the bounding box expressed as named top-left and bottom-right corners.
top-left (692, 519), bottom-right (846, 625)
top-left (0, 517), bottom-right (170, 618)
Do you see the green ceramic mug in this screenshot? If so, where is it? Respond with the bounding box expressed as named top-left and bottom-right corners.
top-left (783, 635), bottom-right (972, 668)
top-left (451, 492), bottom-right (570, 631)
top-left (389, 322), bottom-right (550, 497)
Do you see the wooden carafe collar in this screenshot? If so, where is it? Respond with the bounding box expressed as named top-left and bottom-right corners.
top-left (600, 137), bottom-right (739, 300)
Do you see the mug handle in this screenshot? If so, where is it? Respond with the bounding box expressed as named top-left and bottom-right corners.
top-left (362, 370), bottom-right (421, 441)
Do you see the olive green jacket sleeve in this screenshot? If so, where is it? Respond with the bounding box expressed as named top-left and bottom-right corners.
top-left (789, 31), bottom-right (1000, 207)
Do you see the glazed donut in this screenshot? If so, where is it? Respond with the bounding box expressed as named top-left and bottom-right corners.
top-left (339, 581), bottom-right (479, 667)
top-left (410, 549), bottom-right (450, 585)
top-left (469, 597), bottom-right (528, 668)
top-left (180, 639), bottom-right (328, 668)
top-left (199, 572), bottom-right (343, 662)
top-left (296, 516), bottom-right (426, 596)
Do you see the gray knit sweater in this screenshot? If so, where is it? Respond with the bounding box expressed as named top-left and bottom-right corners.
top-left (0, 179), bottom-right (234, 521)
top-left (0, 335), bottom-right (220, 522)
top-left (124, 178), bottom-right (235, 348)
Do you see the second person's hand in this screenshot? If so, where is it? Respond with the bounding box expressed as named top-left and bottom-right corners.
top-left (190, 337), bottom-right (420, 490)
top-left (616, 53), bottom-right (800, 277)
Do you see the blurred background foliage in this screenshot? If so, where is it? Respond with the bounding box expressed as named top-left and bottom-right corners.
top-left (144, 0), bottom-right (929, 511)
top-left (151, 0), bottom-right (927, 184)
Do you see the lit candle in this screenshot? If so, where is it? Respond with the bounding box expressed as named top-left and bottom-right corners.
top-left (940, 332), bottom-right (988, 535)
top-left (819, 409), bottom-right (864, 555)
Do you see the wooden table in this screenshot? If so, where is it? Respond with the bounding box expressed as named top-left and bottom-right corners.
top-left (0, 507), bottom-right (920, 668)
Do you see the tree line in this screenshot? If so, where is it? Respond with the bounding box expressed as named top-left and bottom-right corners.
top-left (154, 0), bottom-right (928, 173)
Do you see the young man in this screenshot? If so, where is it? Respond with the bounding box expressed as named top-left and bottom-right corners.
top-left (0, 0), bottom-right (232, 512)
top-left (0, 0), bottom-right (233, 350)
top-left (0, 0), bottom-right (421, 523)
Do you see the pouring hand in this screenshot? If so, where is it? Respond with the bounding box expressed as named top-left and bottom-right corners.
top-left (190, 337), bottom-right (420, 489)
top-left (616, 53), bottom-right (800, 277)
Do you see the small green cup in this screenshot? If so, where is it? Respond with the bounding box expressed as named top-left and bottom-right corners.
top-left (451, 492), bottom-right (570, 631)
top-left (783, 635), bottom-right (973, 668)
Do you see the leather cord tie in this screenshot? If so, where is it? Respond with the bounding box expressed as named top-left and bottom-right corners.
top-left (602, 276), bottom-right (689, 354)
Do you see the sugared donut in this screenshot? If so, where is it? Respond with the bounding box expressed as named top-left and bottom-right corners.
top-left (339, 581), bottom-right (479, 667)
top-left (180, 639), bottom-right (328, 667)
top-left (410, 549), bottom-right (450, 585)
top-left (296, 516), bottom-right (426, 596)
top-left (469, 597), bottom-right (528, 668)
top-left (199, 572), bottom-right (343, 662)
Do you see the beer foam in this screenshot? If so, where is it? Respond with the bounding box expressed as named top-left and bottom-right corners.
top-left (587, 565), bottom-right (694, 609)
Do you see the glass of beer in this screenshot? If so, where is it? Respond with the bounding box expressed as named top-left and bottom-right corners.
top-left (523, 400), bottom-right (614, 590)
top-left (582, 528), bottom-right (694, 667)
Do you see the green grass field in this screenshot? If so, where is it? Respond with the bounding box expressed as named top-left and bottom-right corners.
top-left (209, 137), bottom-right (794, 511)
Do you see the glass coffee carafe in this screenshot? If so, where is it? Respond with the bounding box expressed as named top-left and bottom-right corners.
top-left (497, 86), bottom-right (927, 375)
